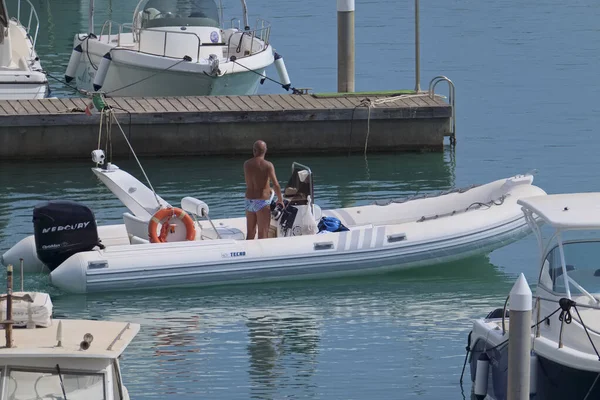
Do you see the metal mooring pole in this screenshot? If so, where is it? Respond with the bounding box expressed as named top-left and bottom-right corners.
top-left (507, 273), bottom-right (532, 400)
top-left (414, 0), bottom-right (421, 92)
top-left (337, 0), bottom-right (355, 93)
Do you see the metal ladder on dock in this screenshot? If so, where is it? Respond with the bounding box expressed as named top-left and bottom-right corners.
top-left (428, 76), bottom-right (456, 145)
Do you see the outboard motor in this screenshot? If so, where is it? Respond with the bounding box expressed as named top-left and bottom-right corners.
top-left (33, 200), bottom-right (101, 271)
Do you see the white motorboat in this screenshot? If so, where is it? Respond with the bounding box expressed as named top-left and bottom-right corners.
top-left (0, 268), bottom-right (140, 399)
top-left (0, 0), bottom-right (48, 99)
top-left (1, 149), bottom-right (546, 293)
top-left (467, 193), bottom-right (600, 400)
top-left (65, 0), bottom-right (292, 97)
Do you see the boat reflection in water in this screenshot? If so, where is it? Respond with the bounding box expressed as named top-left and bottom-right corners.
top-left (246, 313), bottom-right (320, 398)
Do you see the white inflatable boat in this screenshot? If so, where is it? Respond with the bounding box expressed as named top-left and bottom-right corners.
top-left (1, 160), bottom-right (546, 293)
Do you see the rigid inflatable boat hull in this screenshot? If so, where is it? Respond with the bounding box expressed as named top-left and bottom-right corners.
top-left (50, 213), bottom-right (534, 294)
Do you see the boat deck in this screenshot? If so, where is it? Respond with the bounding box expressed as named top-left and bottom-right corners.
top-left (0, 319), bottom-right (140, 358)
top-left (0, 93), bottom-right (453, 160)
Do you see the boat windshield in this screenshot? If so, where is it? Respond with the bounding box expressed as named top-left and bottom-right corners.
top-left (540, 240), bottom-right (600, 297)
top-left (141, 0), bottom-right (220, 28)
top-left (5, 368), bottom-right (105, 399)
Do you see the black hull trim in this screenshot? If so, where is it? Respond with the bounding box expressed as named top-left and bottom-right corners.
top-left (470, 338), bottom-right (600, 400)
top-left (536, 355), bottom-right (600, 400)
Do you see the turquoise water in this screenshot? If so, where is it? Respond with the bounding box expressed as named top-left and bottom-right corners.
top-left (2, 0), bottom-right (600, 398)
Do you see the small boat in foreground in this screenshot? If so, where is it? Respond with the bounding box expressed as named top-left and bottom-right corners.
top-left (0, 0), bottom-right (48, 99)
top-left (2, 152), bottom-right (546, 293)
top-left (1, 267), bottom-right (140, 399)
top-left (467, 193), bottom-right (600, 400)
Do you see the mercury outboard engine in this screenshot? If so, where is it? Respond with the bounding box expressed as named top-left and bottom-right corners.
top-left (33, 200), bottom-right (101, 271)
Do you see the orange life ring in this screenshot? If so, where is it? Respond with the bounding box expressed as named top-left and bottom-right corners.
top-left (148, 207), bottom-right (196, 243)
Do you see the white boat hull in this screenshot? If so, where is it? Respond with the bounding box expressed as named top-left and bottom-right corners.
top-left (2, 166), bottom-right (547, 294)
top-left (0, 77), bottom-right (48, 99)
top-left (51, 216), bottom-right (533, 294)
top-left (73, 32), bottom-right (273, 97)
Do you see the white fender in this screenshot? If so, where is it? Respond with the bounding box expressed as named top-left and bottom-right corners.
top-left (93, 52), bottom-right (112, 91)
top-left (65, 44), bottom-right (83, 83)
top-left (274, 52), bottom-right (291, 91)
top-left (473, 352), bottom-right (489, 400)
top-left (181, 197), bottom-right (209, 217)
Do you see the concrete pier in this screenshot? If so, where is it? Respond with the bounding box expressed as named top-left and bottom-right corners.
top-left (0, 93), bottom-right (452, 160)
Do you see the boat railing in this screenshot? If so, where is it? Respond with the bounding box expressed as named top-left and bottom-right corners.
top-left (98, 17), bottom-right (270, 63)
top-left (99, 20), bottom-right (204, 63)
top-left (224, 19), bottom-right (271, 60)
top-left (12, 0), bottom-right (40, 57)
top-left (99, 20), bottom-right (128, 46)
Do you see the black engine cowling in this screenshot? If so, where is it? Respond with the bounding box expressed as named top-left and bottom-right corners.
top-left (33, 200), bottom-right (101, 271)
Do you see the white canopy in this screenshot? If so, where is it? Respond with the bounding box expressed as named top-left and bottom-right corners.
top-left (518, 193), bottom-right (600, 229)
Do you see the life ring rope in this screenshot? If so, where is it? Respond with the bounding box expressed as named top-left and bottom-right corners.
top-left (148, 207), bottom-right (196, 243)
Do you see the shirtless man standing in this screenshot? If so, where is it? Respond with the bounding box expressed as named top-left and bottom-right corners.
top-left (244, 140), bottom-right (284, 239)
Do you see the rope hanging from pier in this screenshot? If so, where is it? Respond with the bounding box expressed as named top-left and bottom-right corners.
top-left (347, 93), bottom-right (435, 157)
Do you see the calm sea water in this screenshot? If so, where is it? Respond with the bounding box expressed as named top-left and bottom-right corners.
top-left (2, 0), bottom-right (600, 398)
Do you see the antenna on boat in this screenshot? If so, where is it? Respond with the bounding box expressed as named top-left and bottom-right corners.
top-left (88, 0), bottom-right (95, 34)
top-left (19, 258), bottom-right (24, 292)
top-left (56, 320), bottom-right (63, 347)
top-left (2, 264), bottom-right (14, 348)
top-left (240, 0), bottom-right (249, 30)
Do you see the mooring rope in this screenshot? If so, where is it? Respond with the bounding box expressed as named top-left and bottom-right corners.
top-left (351, 93), bottom-right (434, 157)
top-left (103, 54), bottom-right (189, 96)
top-left (108, 108), bottom-right (162, 208)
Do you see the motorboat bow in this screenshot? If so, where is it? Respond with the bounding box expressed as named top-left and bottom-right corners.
top-left (468, 193), bottom-right (600, 400)
top-left (0, 267), bottom-right (140, 399)
top-left (65, 0), bottom-right (290, 96)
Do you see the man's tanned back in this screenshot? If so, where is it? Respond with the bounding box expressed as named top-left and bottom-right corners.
top-left (244, 157), bottom-right (273, 200)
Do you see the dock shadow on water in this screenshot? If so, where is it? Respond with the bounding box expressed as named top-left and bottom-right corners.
top-left (43, 255), bottom-right (512, 400)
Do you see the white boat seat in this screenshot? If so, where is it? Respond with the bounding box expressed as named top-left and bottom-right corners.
top-left (123, 212), bottom-right (150, 242)
top-left (181, 197), bottom-right (209, 217)
top-left (200, 226), bottom-right (245, 240)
